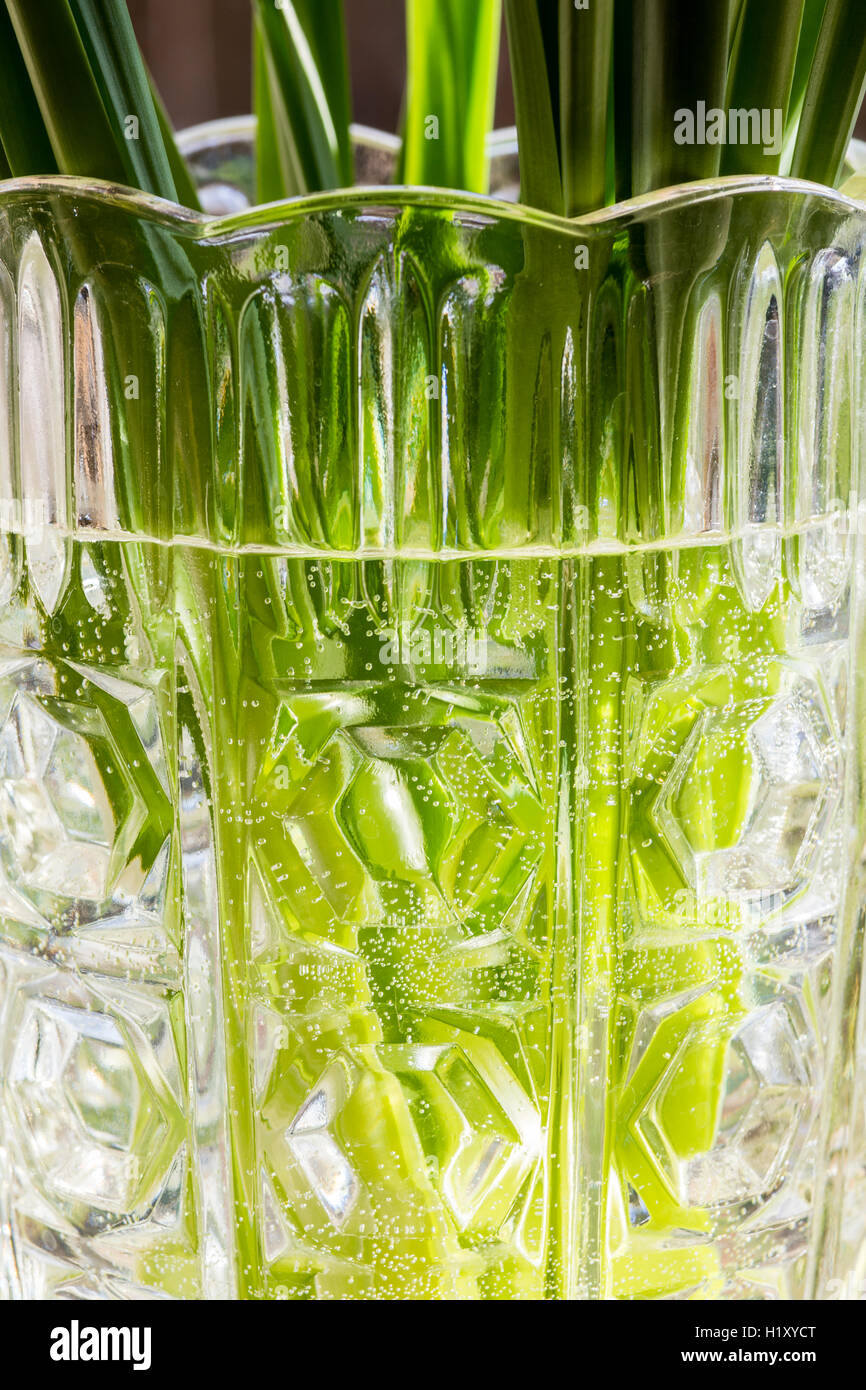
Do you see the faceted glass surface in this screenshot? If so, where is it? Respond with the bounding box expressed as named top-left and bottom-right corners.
top-left (1, 148), bottom-right (865, 1299)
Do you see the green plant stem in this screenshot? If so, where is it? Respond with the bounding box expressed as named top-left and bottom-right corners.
top-left (615, 0), bottom-right (734, 199)
top-left (254, 17), bottom-right (284, 205)
top-left (5, 0), bottom-right (130, 183)
top-left (783, 0), bottom-right (826, 158)
top-left (560, 0), bottom-right (614, 216)
top-left (2, 0), bottom-right (197, 205)
top-left (398, 0), bottom-right (501, 194)
top-left (612, 0), bottom-right (633, 203)
top-left (147, 70), bottom-right (202, 211)
top-left (722, 0), bottom-right (805, 176)
top-left (504, 0), bottom-right (563, 212)
top-left (0, 4), bottom-right (58, 176)
top-left (68, 0), bottom-right (184, 201)
top-left (790, 0), bottom-right (866, 186)
top-left (291, 0), bottom-right (353, 183)
top-left (252, 0), bottom-right (352, 197)
top-left (727, 0), bottom-right (747, 68)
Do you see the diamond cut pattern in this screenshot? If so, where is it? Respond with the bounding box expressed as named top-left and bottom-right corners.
top-left (0, 659), bottom-right (177, 973)
top-left (285, 1057), bottom-right (361, 1228)
top-left (630, 663), bottom-right (841, 913)
top-left (254, 684), bottom-right (548, 944)
top-left (249, 677), bottom-right (553, 1294)
top-left (629, 998), bottom-right (813, 1212)
top-left (6, 974), bottom-right (184, 1227)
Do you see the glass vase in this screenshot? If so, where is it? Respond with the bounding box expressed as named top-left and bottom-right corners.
top-left (0, 128), bottom-right (865, 1300)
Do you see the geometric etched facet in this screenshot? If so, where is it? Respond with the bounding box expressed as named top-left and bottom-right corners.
top-left (0, 656), bottom-right (176, 977)
top-left (0, 693), bottom-right (115, 902)
top-left (650, 668), bottom-right (839, 902)
top-left (7, 983), bottom-right (183, 1226)
top-left (381, 1024), bottom-right (543, 1237)
top-left (285, 1056), bottom-right (360, 1229)
top-left (633, 999), bottom-right (813, 1212)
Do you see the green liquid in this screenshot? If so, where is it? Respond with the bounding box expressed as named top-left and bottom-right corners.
top-left (1, 527), bottom-right (844, 1298)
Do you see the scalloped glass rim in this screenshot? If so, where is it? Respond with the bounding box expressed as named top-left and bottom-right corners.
top-left (0, 119), bottom-right (864, 243)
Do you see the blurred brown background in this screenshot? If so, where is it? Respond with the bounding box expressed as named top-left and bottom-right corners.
top-left (127, 0), bottom-right (865, 140)
top-left (127, 0), bottom-right (515, 132)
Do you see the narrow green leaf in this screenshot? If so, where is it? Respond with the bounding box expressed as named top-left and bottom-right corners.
top-left (722, 0), bottom-right (805, 176)
top-left (68, 0), bottom-right (184, 201)
top-left (560, 0), bottom-right (614, 216)
top-left (254, 17), bottom-right (286, 204)
top-left (5, 0), bottom-right (129, 184)
top-left (725, 0), bottom-right (748, 81)
top-left (613, 0), bottom-right (635, 202)
top-left (604, 45), bottom-right (616, 204)
top-left (0, 3), bottom-right (58, 176)
top-left (536, 0), bottom-right (561, 165)
top-left (399, 0), bottom-right (501, 194)
top-left (292, 0), bottom-right (353, 186)
top-left (147, 70), bottom-right (202, 211)
top-left (785, 0), bottom-right (828, 148)
top-left (504, 0), bottom-right (563, 212)
top-left (617, 0), bottom-right (734, 199)
top-left (253, 0), bottom-right (351, 196)
top-left (790, 0), bottom-right (866, 186)
top-left (255, 30), bottom-right (319, 197)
